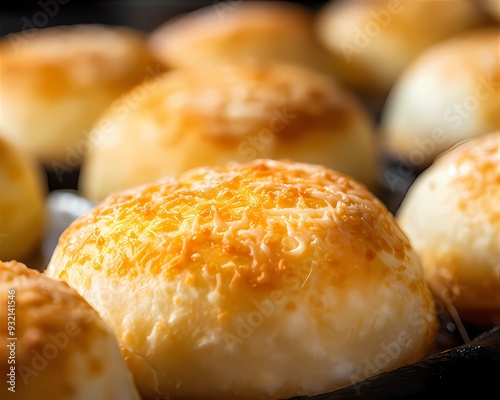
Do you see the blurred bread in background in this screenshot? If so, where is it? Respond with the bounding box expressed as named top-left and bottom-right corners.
top-left (47, 159), bottom-right (438, 399)
top-left (0, 260), bottom-right (141, 400)
top-left (397, 132), bottom-right (500, 329)
top-left (0, 138), bottom-right (46, 262)
top-left (315, 0), bottom-right (490, 101)
top-left (79, 61), bottom-right (380, 201)
top-left (0, 24), bottom-right (158, 169)
top-left (380, 27), bottom-right (500, 169)
top-left (148, 1), bottom-right (335, 78)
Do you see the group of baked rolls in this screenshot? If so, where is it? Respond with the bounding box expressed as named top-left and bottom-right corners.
top-left (0, 1), bottom-right (499, 399)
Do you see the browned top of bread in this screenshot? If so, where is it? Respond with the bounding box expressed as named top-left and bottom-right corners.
top-left (148, 1), bottom-right (334, 75)
top-left (0, 24), bottom-right (155, 99)
top-left (0, 260), bottom-right (141, 399)
top-left (61, 159), bottom-right (413, 291)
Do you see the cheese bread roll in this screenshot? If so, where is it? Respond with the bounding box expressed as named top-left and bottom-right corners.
top-left (148, 1), bottom-right (334, 77)
top-left (397, 132), bottom-right (500, 328)
top-left (79, 61), bottom-right (379, 201)
top-left (0, 260), bottom-right (141, 400)
top-left (0, 24), bottom-right (157, 167)
top-left (47, 159), bottom-right (438, 400)
top-left (380, 28), bottom-right (500, 168)
top-left (0, 138), bottom-right (45, 262)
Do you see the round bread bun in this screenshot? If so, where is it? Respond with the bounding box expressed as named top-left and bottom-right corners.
top-left (0, 24), bottom-right (157, 167)
top-left (0, 260), bottom-right (141, 400)
top-left (396, 132), bottom-right (500, 328)
top-left (380, 27), bottom-right (500, 169)
top-left (0, 138), bottom-right (46, 262)
top-left (481, 0), bottom-right (500, 20)
top-left (148, 1), bottom-right (334, 77)
top-left (315, 0), bottom-right (489, 98)
top-left (46, 159), bottom-right (438, 400)
top-left (79, 61), bottom-right (380, 202)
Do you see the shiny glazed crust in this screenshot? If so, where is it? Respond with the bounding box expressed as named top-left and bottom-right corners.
top-left (47, 159), bottom-right (438, 400)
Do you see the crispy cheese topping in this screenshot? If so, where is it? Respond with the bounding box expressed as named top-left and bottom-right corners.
top-left (51, 159), bottom-right (411, 289)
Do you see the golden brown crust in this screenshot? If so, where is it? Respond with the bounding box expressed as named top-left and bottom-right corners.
top-left (0, 260), bottom-right (141, 399)
top-left (1, 24), bottom-right (153, 93)
top-left (148, 1), bottom-right (334, 76)
top-left (79, 61), bottom-right (379, 201)
top-left (48, 159), bottom-right (438, 399)
top-left (0, 24), bottom-right (158, 165)
top-left (68, 160), bottom-right (408, 287)
top-left (0, 138), bottom-right (46, 262)
top-left (0, 260), bottom-right (103, 356)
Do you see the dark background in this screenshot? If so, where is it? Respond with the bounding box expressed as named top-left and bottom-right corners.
top-left (0, 0), bottom-right (331, 36)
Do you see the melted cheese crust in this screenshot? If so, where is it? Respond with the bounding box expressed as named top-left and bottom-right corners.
top-left (47, 159), bottom-right (437, 399)
top-left (0, 261), bottom-right (140, 400)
